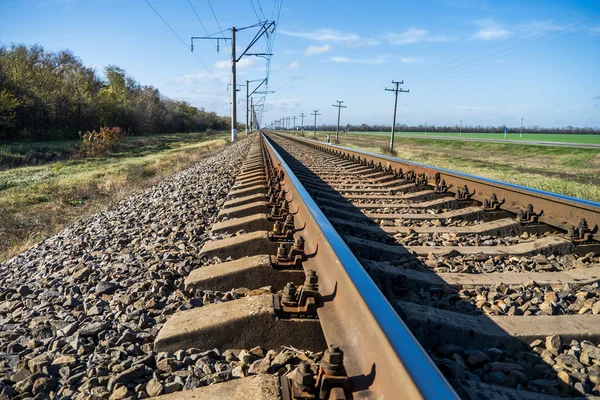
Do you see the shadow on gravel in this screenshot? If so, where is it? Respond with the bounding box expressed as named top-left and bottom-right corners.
top-left (268, 138), bottom-right (589, 399)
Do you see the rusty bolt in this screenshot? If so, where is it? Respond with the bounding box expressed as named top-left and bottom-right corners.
top-left (294, 236), bottom-right (305, 250)
top-left (285, 214), bottom-right (294, 224)
top-left (293, 361), bottom-right (315, 390)
top-left (273, 221), bottom-right (282, 233)
top-left (304, 270), bottom-right (318, 291)
top-left (323, 344), bottom-right (344, 366)
top-left (282, 282), bottom-right (297, 305)
top-left (277, 242), bottom-right (290, 260)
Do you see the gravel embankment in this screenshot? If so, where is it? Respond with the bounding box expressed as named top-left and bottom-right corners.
top-left (0, 137), bottom-right (314, 399)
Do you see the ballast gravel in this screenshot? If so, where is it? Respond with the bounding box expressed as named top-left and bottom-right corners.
top-left (0, 137), bottom-right (311, 399)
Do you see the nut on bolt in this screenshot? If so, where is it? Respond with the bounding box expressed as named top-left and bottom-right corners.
top-left (282, 282), bottom-right (297, 305)
top-left (294, 236), bottom-right (305, 250)
top-left (304, 270), bottom-right (318, 291)
top-left (293, 361), bottom-right (315, 391)
top-left (321, 344), bottom-right (344, 375)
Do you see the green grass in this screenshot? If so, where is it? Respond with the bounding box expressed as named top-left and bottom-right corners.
top-left (0, 131), bottom-right (225, 169)
top-left (281, 131), bottom-right (600, 203)
top-left (0, 132), bottom-right (229, 262)
top-left (310, 131), bottom-right (600, 145)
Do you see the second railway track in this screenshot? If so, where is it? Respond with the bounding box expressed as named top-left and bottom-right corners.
top-left (151, 130), bottom-right (600, 399)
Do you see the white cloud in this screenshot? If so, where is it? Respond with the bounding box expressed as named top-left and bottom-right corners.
top-left (330, 56), bottom-right (385, 64)
top-left (281, 29), bottom-right (379, 47)
top-left (288, 61), bottom-right (300, 69)
top-left (385, 28), bottom-right (453, 45)
top-left (215, 58), bottom-right (254, 70)
top-left (398, 57), bottom-right (423, 63)
top-left (304, 44), bottom-right (331, 56)
top-left (472, 19), bottom-right (510, 40)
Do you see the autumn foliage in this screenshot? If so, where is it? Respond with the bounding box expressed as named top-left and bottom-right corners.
top-left (77, 127), bottom-right (123, 157)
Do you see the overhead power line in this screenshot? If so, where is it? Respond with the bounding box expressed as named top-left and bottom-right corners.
top-left (187, 0), bottom-right (223, 60)
top-left (411, 15), bottom-right (600, 86)
top-left (412, 20), bottom-right (600, 89)
top-left (409, 16), bottom-right (572, 82)
top-left (143, 0), bottom-right (219, 85)
top-left (206, 0), bottom-right (231, 55)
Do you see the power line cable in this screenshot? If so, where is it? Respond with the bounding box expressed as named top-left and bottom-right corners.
top-left (412, 22), bottom-right (600, 89)
top-left (206, 0), bottom-right (231, 55)
top-left (409, 16), bottom-right (572, 82)
top-left (187, 0), bottom-right (223, 60)
top-left (144, 0), bottom-right (220, 85)
top-left (411, 15), bottom-right (600, 85)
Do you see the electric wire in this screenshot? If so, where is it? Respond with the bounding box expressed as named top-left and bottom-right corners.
top-left (206, 0), bottom-right (231, 55)
top-left (187, 0), bottom-right (223, 60)
top-left (143, 0), bottom-right (220, 85)
top-left (412, 20), bottom-right (600, 88)
top-left (409, 16), bottom-right (572, 82)
top-left (411, 15), bottom-right (600, 85)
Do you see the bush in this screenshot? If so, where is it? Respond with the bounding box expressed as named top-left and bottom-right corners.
top-left (77, 127), bottom-right (123, 157)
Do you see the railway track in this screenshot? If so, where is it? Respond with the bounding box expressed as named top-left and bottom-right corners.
top-left (152, 131), bottom-right (600, 399)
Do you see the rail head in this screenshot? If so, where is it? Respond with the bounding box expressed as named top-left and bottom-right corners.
top-left (260, 131), bottom-right (458, 399)
top-left (270, 131), bottom-right (600, 241)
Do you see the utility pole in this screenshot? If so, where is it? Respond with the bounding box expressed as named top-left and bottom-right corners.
top-left (520, 117), bottom-right (524, 138)
top-left (425, 121), bottom-right (427, 135)
top-left (250, 97), bottom-right (253, 132)
top-left (191, 21), bottom-right (275, 141)
top-left (292, 116), bottom-right (297, 132)
top-left (231, 27), bottom-right (237, 141)
top-left (460, 120), bottom-right (462, 136)
top-left (311, 110), bottom-right (320, 139)
top-left (245, 80), bottom-right (249, 136)
top-left (332, 100), bottom-right (347, 143)
top-left (300, 113), bottom-right (306, 135)
top-left (385, 80), bottom-right (409, 152)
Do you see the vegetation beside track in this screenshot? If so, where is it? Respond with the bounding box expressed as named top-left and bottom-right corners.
top-left (304, 130), bottom-right (600, 145)
top-left (0, 132), bottom-right (229, 262)
top-left (284, 131), bottom-right (600, 203)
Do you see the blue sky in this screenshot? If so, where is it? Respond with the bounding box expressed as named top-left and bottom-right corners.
top-left (1, 0), bottom-right (599, 128)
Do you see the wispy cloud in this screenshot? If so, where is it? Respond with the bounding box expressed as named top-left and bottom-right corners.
top-left (287, 61), bottom-right (300, 69)
top-left (520, 20), bottom-right (568, 34)
top-left (593, 96), bottom-right (600, 100)
top-left (304, 44), bottom-right (331, 56)
top-left (398, 57), bottom-right (423, 63)
top-left (453, 105), bottom-right (486, 112)
top-left (590, 26), bottom-right (600, 36)
top-left (385, 28), bottom-right (454, 45)
top-left (472, 19), bottom-right (510, 40)
top-left (215, 58), bottom-right (254, 70)
top-left (169, 72), bottom-right (226, 85)
top-left (281, 29), bottom-right (379, 47)
top-left (330, 56), bottom-right (386, 64)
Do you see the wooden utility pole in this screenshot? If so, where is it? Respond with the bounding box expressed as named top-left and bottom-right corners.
top-left (385, 80), bottom-right (409, 152)
top-left (299, 113), bottom-right (306, 134)
top-left (332, 100), bottom-right (347, 143)
top-left (311, 110), bottom-right (321, 139)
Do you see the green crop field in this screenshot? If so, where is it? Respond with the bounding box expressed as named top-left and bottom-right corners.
top-left (307, 131), bottom-right (600, 145)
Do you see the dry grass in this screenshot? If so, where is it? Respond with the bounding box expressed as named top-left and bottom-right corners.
top-left (0, 134), bottom-right (228, 262)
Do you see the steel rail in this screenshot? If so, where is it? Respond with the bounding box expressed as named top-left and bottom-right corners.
top-left (261, 132), bottom-right (459, 399)
top-left (270, 132), bottom-right (600, 241)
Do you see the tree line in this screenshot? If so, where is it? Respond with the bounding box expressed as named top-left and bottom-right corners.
top-left (0, 43), bottom-right (232, 142)
top-left (307, 123), bottom-right (600, 134)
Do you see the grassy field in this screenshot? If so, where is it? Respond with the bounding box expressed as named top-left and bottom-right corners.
top-left (0, 132), bottom-right (229, 262)
top-left (284, 131), bottom-right (600, 203)
top-left (305, 131), bottom-right (600, 145)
